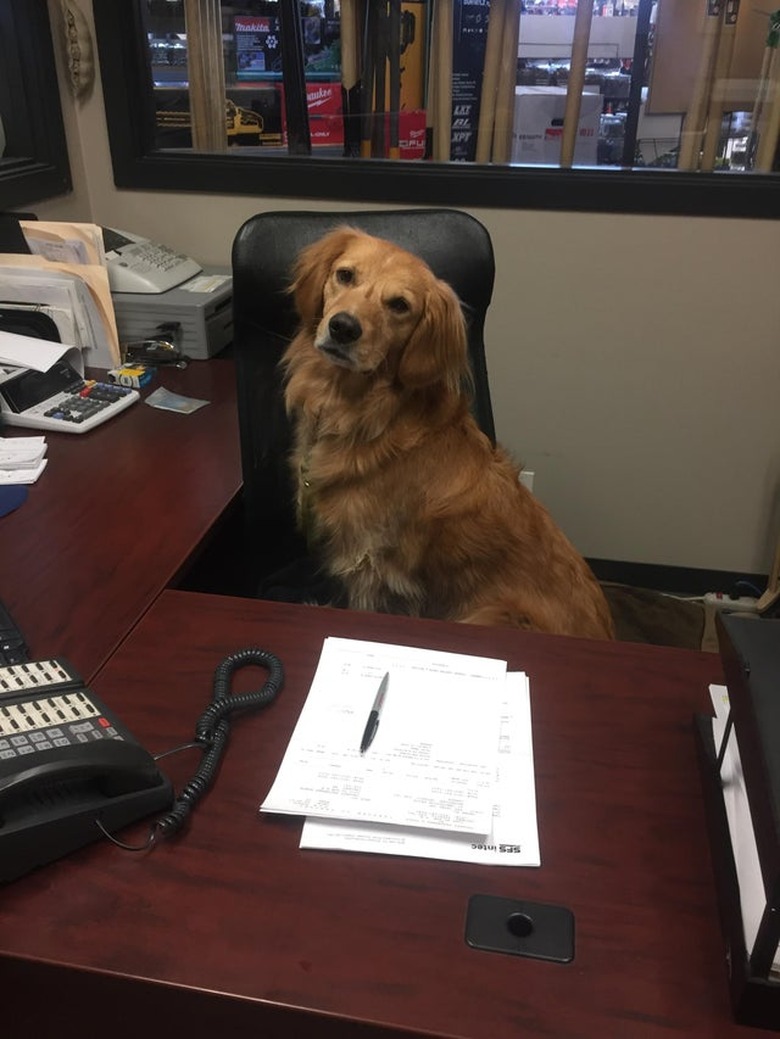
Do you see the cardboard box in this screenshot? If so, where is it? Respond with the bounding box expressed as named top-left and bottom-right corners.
top-left (108, 365), bottom-right (155, 389)
top-left (381, 109), bottom-right (427, 160)
top-left (398, 110), bottom-right (427, 159)
top-left (512, 86), bottom-right (601, 166)
top-left (234, 15), bottom-right (281, 79)
top-left (279, 81), bottom-right (344, 149)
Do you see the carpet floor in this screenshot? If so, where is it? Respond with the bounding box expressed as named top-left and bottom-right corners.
top-left (601, 583), bottom-right (720, 652)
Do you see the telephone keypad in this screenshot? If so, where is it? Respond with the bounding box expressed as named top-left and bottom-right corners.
top-left (0, 710), bottom-right (124, 762)
top-left (0, 659), bottom-right (127, 767)
top-left (43, 381), bottom-right (135, 427)
top-left (126, 242), bottom-right (185, 272)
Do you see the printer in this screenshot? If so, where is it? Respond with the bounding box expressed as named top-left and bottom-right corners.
top-left (100, 227), bottom-right (233, 361)
top-left (111, 270), bottom-right (233, 361)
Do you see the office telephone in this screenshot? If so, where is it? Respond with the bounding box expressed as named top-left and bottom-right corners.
top-left (102, 226), bottom-right (203, 295)
top-left (0, 648), bottom-right (284, 883)
top-left (0, 657), bottom-right (173, 883)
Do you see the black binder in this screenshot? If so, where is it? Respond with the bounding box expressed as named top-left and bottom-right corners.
top-left (0, 212), bottom-right (34, 254)
top-left (694, 614), bottom-right (780, 1029)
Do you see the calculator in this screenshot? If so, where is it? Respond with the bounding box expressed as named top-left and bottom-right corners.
top-left (0, 360), bottom-right (139, 433)
top-left (102, 226), bottom-right (202, 294)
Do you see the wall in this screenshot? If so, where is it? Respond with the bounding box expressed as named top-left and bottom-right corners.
top-left (35, 0), bottom-right (780, 577)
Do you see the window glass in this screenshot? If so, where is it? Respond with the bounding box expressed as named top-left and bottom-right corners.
top-left (139, 0), bottom-right (780, 175)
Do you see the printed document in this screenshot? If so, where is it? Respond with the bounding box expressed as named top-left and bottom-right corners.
top-left (301, 671), bottom-right (541, 866)
top-left (0, 437), bottom-right (48, 485)
top-left (261, 637), bottom-right (507, 835)
top-left (0, 330), bottom-right (74, 372)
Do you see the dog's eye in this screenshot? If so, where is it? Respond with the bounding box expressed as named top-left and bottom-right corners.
top-left (335, 267), bottom-right (354, 285)
top-left (387, 296), bottom-right (410, 314)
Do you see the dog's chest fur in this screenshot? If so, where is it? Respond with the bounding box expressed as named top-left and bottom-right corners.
top-left (292, 415), bottom-right (428, 614)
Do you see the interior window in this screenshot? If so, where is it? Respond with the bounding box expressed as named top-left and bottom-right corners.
top-left (92, 0), bottom-right (780, 217)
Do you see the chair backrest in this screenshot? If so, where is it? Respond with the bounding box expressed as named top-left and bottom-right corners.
top-left (231, 208), bottom-right (496, 586)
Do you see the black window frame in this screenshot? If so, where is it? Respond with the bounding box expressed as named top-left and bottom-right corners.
top-left (93, 0), bottom-right (780, 220)
top-left (0, 0), bottom-right (72, 210)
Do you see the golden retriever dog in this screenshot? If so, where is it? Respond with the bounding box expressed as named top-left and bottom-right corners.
top-left (281, 227), bottom-right (614, 640)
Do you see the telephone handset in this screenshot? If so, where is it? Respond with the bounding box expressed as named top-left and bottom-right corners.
top-left (101, 226), bottom-right (203, 295)
top-left (1, 649), bottom-right (284, 883)
top-left (0, 739), bottom-right (163, 803)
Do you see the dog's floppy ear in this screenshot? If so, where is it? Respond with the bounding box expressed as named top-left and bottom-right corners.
top-left (290, 227), bottom-right (360, 328)
top-left (398, 277), bottom-right (469, 392)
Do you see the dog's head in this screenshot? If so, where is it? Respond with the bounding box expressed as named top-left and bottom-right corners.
top-left (290, 227), bottom-right (469, 391)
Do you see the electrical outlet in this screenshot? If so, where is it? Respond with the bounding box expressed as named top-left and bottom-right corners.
top-left (703, 592), bottom-right (759, 613)
top-left (519, 470), bottom-right (535, 493)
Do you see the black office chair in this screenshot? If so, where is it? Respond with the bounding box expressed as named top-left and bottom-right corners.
top-left (231, 208), bottom-right (497, 602)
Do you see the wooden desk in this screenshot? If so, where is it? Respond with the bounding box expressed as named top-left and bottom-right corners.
top-left (0, 361), bottom-right (240, 680)
top-left (1, 590), bottom-right (771, 1039)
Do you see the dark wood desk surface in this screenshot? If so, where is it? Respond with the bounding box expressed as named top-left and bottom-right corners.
top-left (0, 361), bottom-right (240, 681)
top-left (2, 590), bottom-right (770, 1039)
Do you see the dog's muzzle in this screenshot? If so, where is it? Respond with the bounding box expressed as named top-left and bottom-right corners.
top-left (328, 311), bottom-right (361, 345)
top-left (317, 311), bottom-right (362, 365)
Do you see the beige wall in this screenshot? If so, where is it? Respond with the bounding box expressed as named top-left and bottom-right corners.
top-left (35, 0), bottom-right (780, 576)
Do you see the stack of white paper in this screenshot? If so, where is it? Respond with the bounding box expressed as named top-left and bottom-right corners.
top-left (0, 436), bottom-right (48, 484)
top-left (0, 329), bottom-right (81, 374)
top-left (260, 637), bottom-right (541, 867)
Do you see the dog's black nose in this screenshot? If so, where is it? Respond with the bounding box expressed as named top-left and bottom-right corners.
top-left (328, 312), bottom-right (361, 345)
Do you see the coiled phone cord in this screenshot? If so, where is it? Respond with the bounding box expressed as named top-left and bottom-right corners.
top-left (155, 646), bottom-right (284, 839)
top-left (100, 647), bottom-right (284, 851)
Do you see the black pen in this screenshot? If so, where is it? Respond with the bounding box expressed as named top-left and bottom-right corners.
top-left (360, 671), bottom-right (389, 753)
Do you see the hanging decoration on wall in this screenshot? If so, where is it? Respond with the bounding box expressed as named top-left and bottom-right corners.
top-left (60, 1), bottom-right (95, 100)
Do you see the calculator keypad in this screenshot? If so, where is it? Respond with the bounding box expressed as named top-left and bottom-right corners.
top-left (129, 242), bottom-right (186, 272)
top-left (4, 379), bottom-right (140, 434)
top-left (43, 381), bottom-right (133, 426)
